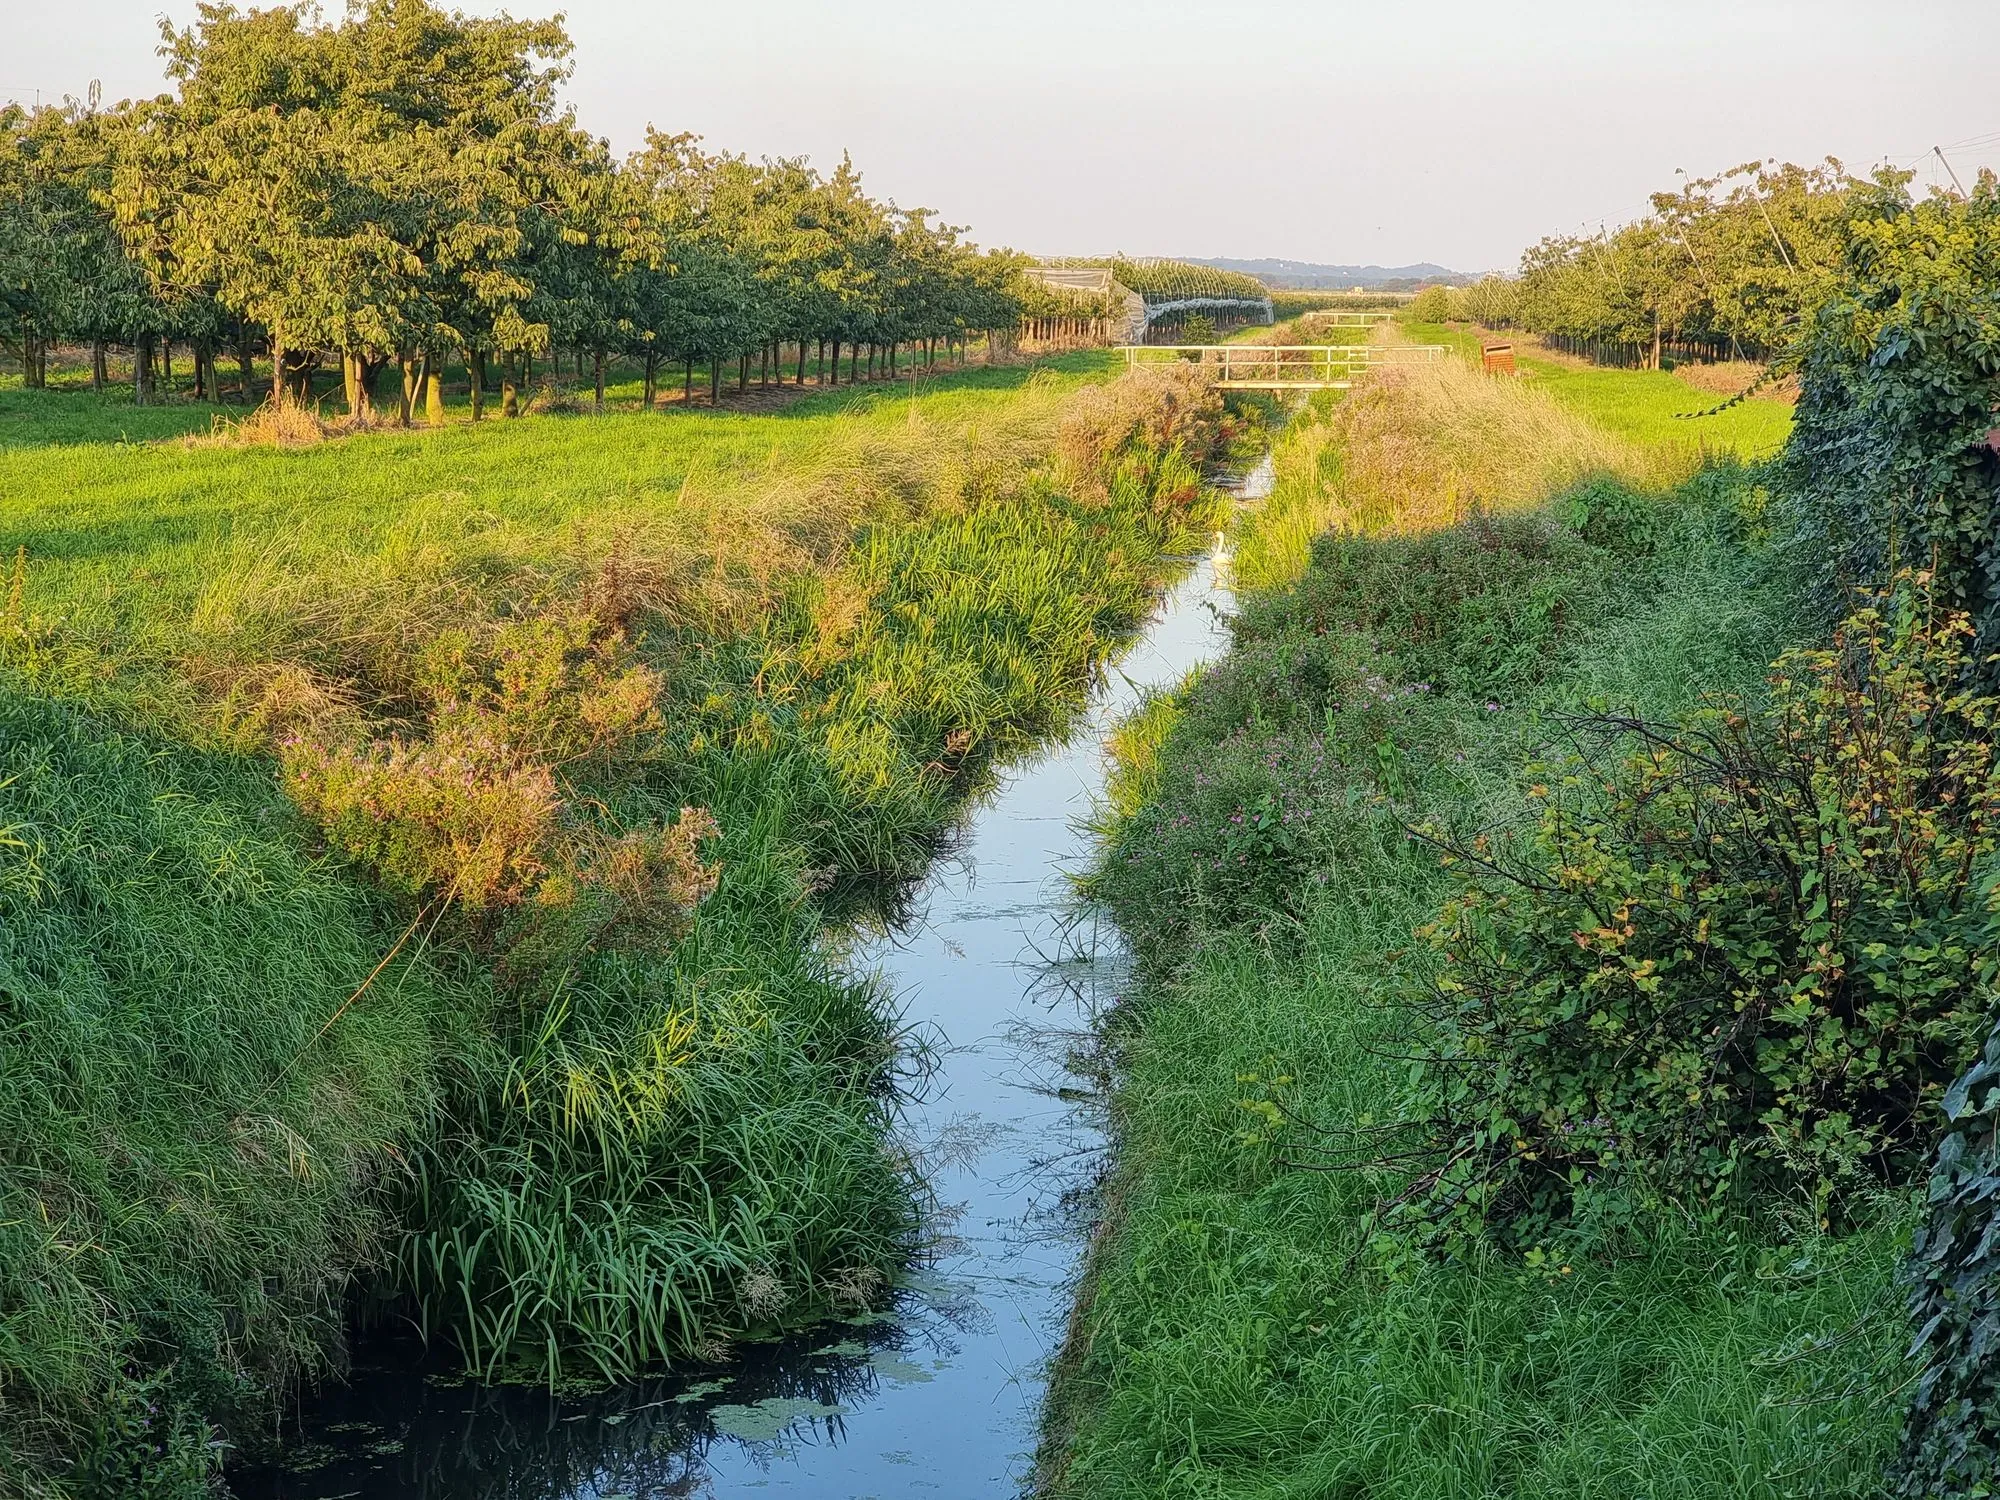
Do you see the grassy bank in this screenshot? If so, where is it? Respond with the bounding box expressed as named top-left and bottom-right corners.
top-left (0, 354), bottom-right (1238, 1490)
top-left (1395, 320), bottom-right (1794, 453)
top-left (1043, 364), bottom-right (1908, 1496)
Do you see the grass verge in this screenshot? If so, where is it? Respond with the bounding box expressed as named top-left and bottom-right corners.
top-left (1042, 368), bottom-right (1904, 1497)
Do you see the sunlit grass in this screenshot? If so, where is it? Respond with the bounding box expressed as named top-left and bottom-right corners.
top-left (0, 350), bottom-right (1232, 1480)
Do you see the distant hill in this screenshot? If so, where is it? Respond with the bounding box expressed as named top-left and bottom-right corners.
top-left (1186, 257), bottom-right (1478, 290)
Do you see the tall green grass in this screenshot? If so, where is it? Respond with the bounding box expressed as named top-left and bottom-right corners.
top-left (0, 683), bottom-right (471, 1484)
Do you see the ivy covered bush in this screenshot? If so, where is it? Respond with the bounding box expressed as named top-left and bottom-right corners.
top-left (1404, 577), bottom-right (2000, 1248)
top-left (1894, 1012), bottom-right (2000, 1497)
top-left (1786, 176), bottom-right (2000, 653)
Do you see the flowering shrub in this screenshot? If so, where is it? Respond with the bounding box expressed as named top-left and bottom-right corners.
top-left (1404, 576), bottom-right (2000, 1247)
top-left (281, 596), bottom-right (681, 925)
top-left (414, 608), bottom-right (661, 765)
top-left (283, 730), bottom-right (559, 908)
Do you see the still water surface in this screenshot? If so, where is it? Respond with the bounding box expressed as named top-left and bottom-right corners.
top-left (235, 462), bottom-right (1263, 1499)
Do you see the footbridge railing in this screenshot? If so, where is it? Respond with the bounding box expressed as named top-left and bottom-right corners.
top-left (1118, 343), bottom-right (1447, 391)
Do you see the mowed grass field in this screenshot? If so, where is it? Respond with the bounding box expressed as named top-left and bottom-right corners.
top-left (1397, 320), bottom-right (1795, 458)
top-left (1, 355), bottom-right (1118, 710)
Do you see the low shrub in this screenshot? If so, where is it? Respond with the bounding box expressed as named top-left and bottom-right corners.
top-left (1238, 507), bottom-right (1633, 700)
top-left (283, 730), bottom-right (561, 908)
top-left (1406, 577), bottom-right (2000, 1247)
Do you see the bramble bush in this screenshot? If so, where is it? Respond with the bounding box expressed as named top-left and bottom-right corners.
top-left (1405, 575), bottom-right (2000, 1248)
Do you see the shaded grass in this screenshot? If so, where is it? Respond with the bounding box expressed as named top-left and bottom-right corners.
top-left (1049, 478), bottom-right (1907, 1497)
top-left (0, 681), bottom-right (470, 1478)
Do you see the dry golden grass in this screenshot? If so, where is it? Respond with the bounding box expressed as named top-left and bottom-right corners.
top-left (1234, 358), bottom-right (1682, 591)
top-left (1054, 363), bottom-right (1220, 501)
top-left (185, 399), bottom-right (343, 448)
top-left (1325, 358), bottom-right (1675, 533)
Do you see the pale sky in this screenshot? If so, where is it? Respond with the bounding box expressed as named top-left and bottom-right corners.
top-left (7, 0), bottom-right (1997, 273)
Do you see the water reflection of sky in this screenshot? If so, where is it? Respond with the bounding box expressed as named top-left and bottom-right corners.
top-left (233, 473), bottom-right (1256, 1500)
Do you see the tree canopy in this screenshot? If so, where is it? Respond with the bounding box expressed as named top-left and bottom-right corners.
top-left (0, 0), bottom-right (1040, 410)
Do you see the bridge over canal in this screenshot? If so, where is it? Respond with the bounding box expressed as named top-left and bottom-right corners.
top-left (1119, 341), bottom-right (1447, 391)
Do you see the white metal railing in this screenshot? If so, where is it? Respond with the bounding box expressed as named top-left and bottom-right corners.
top-left (1118, 343), bottom-right (1446, 388)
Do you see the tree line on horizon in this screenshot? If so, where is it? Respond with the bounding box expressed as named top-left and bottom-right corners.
top-left (0, 0), bottom-right (1079, 417)
top-left (1418, 158), bottom-right (1986, 372)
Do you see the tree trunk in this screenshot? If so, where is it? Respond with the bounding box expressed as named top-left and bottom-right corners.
top-left (738, 351), bottom-right (748, 392)
top-left (849, 343), bottom-right (859, 382)
top-left (710, 357), bottom-right (720, 403)
top-left (91, 339), bottom-right (106, 393)
top-left (399, 354), bottom-right (416, 426)
top-left (343, 350), bottom-right (363, 417)
top-left (593, 349), bottom-right (606, 413)
top-left (236, 327), bottom-right (253, 402)
top-left (469, 350), bottom-right (485, 421)
top-left (642, 351), bottom-right (657, 410)
top-left (266, 331), bottom-right (282, 407)
top-left (501, 353), bottom-right (519, 418)
top-left (829, 340), bottom-right (839, 385)
top-left (796, 341), bottom-right (807, 384)
top-left (758, 343), bottom-right (768, 389)
top-left (817, 339), bottom-right (825, 384)
top-left (684, 358), bottom-right (693, 402)
top-left (424, 357), bottom-right (444, 427)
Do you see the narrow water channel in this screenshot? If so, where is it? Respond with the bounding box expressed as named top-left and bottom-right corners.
top-left (234, 458), bottom-right (1266, 1500)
